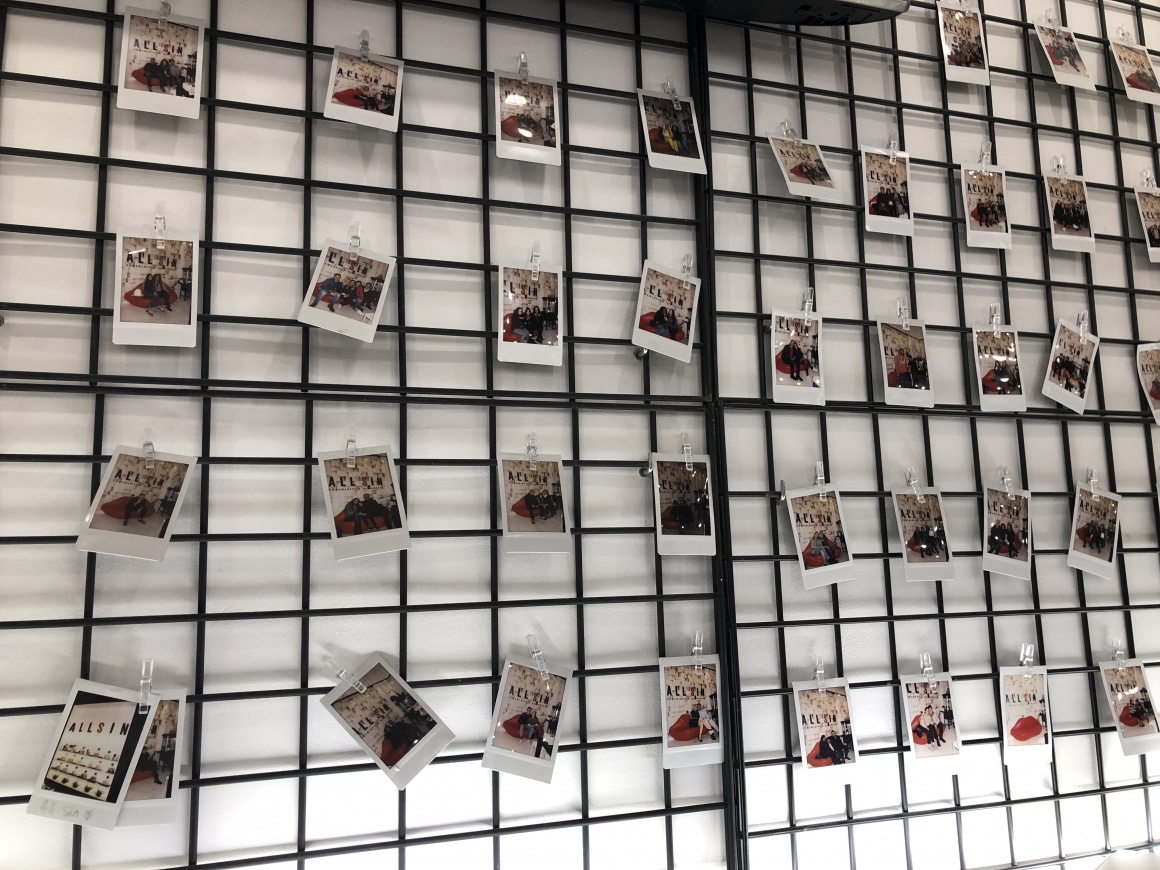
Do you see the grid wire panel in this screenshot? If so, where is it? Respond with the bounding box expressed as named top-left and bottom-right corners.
top-left (0, 1), bottom-right (734, 868)
top-left (706, 0), bottom-right (1160, 868)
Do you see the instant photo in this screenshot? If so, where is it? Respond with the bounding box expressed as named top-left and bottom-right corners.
top-left (1098, 659), bottom-right (1160, 755)
top-left (1111, 40), bottom-right (1160, 105)
top-left (631, 259), bottom-right (702, 364)
top-left (878, 319), bottom-right (935, 408)
top-left (771, 311), bottom-right (824, 405)
top-left (961, 165), bottom-right (1011, 249)
top-left (117, 691), bottom-right (185, 827)
top-left (650, 453), bottom-right (715, 557)
top-left (1035, 23), bottom-right (1096, 91)
top-left (1067, 483), bottom-right (1121, 579)
top-left (1137, 342), bottom-right (1160, 423)
top-left (973, 326), bottom-right (1024, 411)
top-left (27, 679), bottom-right (155, 831)
top-left (982, 485), bottom-right (1032, 581)
top-left (320, 654), bottom-right (454, 790)
top-left (297, 239), bottom-right (396, 343)
top-left (323, 47), bottom-right (404, 132)
top-left (117, 7), bottom-right (204, 119)
top-left (660, 656), bottom-right (724, 769)
top-left (495, 71), bottom-right (561, 166)
top-left (1041, 318), bottom-right (1100, 415)
top-left (891, 488), bottom-right (954, 582)
top-left (113, 233), bottom-right (198, 348)
top-left (317, 446), bottom-right (409, 560)
top-left (1044, 174), bottom-right (1095, 253)
top-left (1135, 187), bottom-right (1160, 264)
top-left (999, 667), bottom-right (1053, 765)
top-left (482, 655), bottom-right (572, 783)
top-left (862, 147), bottom-right (914, 236)
top-left (786, 486), bottom-right (851, 589)
top-left (766, 135), bottom-right (841, 202)
top-left (497, 264), bottom-right (563, 367)
top-left (937, 1), bottom-right (990, 85)
top-left (76, 446), bottom-right (195, 561)
top-left (497, 453), bottom-right (570, 553)
top-left (637, 89), bottom-right (707, 175)
top-left (792, 679), bottom-right (860, 774)
top-left (900, 675), bottom-right (962, 761)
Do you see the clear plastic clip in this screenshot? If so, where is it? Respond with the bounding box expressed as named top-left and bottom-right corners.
top-left (898, 297), bottom-right (910, 331)
top-left (979, 138), bottom-right (992, 167)
top-left (802, 287), bottom-right (815, 325)
top-left (1112, 637), bottom-right (1127, 674)
top-left (346, 438), bottom-right (357, 470)
top-left (526, 433), bottom-right (539, 472)
top-left (1087, 466), bottom-right (1100, 502)
top-left (681, 432), bottom-right (693, 472)
top-left (530, 243), bottom-right (541, 283)
top-left (681, 253), bottom-right (694, 291)
top-left (1043, 8), bottom-right (1059, 27)
top-left (906, 467), bottom-right (925, 503)
top-left (920, 651), bottom-right (935, 687)
top-left (1142, 169), bottom-right (1156, 189)
top-left (777, 479), bottom-right (787, 503)
top-left (143, 440), bottom-right (156, 471)
top-left (1020, 642), bottom-right (1036, 676)
top-left (154, 203), bottom-right (166, 251)
top-left (990, 303), bottom-right (1002, 336)
top-left (359, 30), bottom-right (370, 60)
top-left (662, 78), bottom-right (682, 110)
top-left (518, 51), bottom-right (529, 84)
top-left (1051, 154), bottom-right (1068, 176)
top-left (1077, 309), bottom-right (1088, 343)
top-left (781, 119), bottom-right (800, 143)
top-left (1001, 466), bottom-right (1015, 500)
top-left (159, 0), bottom-right (171, 26)
top-left (887, 130), bottom-right (899, 166)
top-left (349, 221), bottom-right (361, 264)
top-left (138, 658), bottom-right (154, 714)
top-left (528, 633), bottom-right (550, 681)
top-left (816, 460), bottom-right (827, 501)
top-left (324, 656), bottom-right (367, 693)
top-left (692, 629), bottom-right (704, 674)
top-left (1116, 25), bottom-right (1132, 44)
top-left (816, 654), bottom-right (826, 694)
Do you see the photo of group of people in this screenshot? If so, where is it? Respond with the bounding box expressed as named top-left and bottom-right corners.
top-left (1035, 23), bottom-right (1095, 90)
top-left (771, 312), bottom-right (824, 404)
top-left (1067, 483), bottom-right (1120, 578)
top-left (1098, 661), bottom-right (1160, 754)
top-left (973, 327), bottom-right (1024, 410)
top-left (1111, 40), bottom-right (1160, 104)
top-left (879, 320), bottom-right (934, 407)
top-left (318, 447), bottom-right (409, 559)
top-left (495, 73), bottom-right (560, 165)
top-left (793, 681), bottom-right (859, 770)
top-left (1137, 343), bottom-right (1160, 422)
top-left (652, 456), bottom-right (715, 556)
top-left (892, 489), bottom-right (954, 581)
top-left (1042, 318), bottom-right (1099, 414)
top-left (483, 657), bottom-right (572, 783)
top-left (938, 2), bottom-right (989, 84)
top-left (117, 694), bottom-right (184, 826)
top-left (787, 488), bottom-right (851, 587)
top-left (631, 261), bottom-right (701, 363)
top-left (323, 49), bottom-right (403, 132)
top-left (1045, 175), bottom-right (1095, 252)
top-left (498, 455), bottom-right (569, 552)
top-left (862, 149), bottom-right (914, 235)
top-left (298, 240), bottom-right (396, 343)
top-left (767, 135), bottom-right (840, 201)
top-left (117, 8), bottom-right (204, 119)
top-left (1137, 188), bottom-right (1160, 264)
top-left (961, 167), bottom-right (1010, 249)
top-left (1000, 668), bottom-right (1052, 764)
top-left (114, 234), bottom-right (197, 347)
top-left (982, 485), bottom-right (1031, 580)
top-left (902, 677), bottom-right (961, 758)
top-left (637, 90), bottom-right (706, 174)
top-left (498, 265), bottom-right (562, 366)
top-left (660, 658), bottom-right (723, 768)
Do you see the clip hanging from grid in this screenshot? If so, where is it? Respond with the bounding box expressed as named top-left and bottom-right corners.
top-left (143, 439), bottom-right (156, 471)
top-left (920, 651), bottom-right (935, 687)
top-left (359, 29), bottom-right (370, 60)
top-left (137, 658), bottom-right (154, 714)
top-left (324, 656), bottom-right (366, 693)
top-left (529, 242), bottom-right (541, 282)
top-left (662, 77), bottom-right (682, 110)
top-left (1019, 642), bottom-right (1037, 676)
top-left (886, 129), bottom-right (899, 165)
top-left (154, 202), bottom-right (166, 250)
top-left (990, 303), bottom-right (1002, 336)
top-left (527, 633), bottom-right (550, 681)
top-left (526, 433), bottom-right (538, 472)
top-left (1000, 466), bottom-right (1016, 500)
top-left (1051, 153), bottom-right (1068, 175)
top-left (801, 287), bottom-right (814, 325)
top-left (1076, 309), bottom-right (1089, 342)
top-left (345, 437), bottom-right (357, 470)
top-left (349, 221), bottom-right (361, 264)
top-left (780, 119), bottom-right (799, 142)
top-left (681, 432), bottom-right (693, 471)
top-left (1112, 637), bottom-right (1127, 674)
top-left (815, 461), bottom-right (827, 501)
top-left (897, 297), bottom-right (910, 331)
top-left (158, 0), bottom-right (171, 27)
top-left (1087, 466), bottom-right (1100, 501)
top-left (518, 51), bottom-right (529, 84)
top-left (1116, 25), bottom-right (1133, 44)
top-left (692, 629), bottom-right (704, 674)
top-left (978, 138), bottom-right (992, 166)
top-left (905, 467), bottom-right (925, 503)
top-left (1142, 168), bottom-right (1156, 189)
top-left (815, 655), bottom-right (826, 694)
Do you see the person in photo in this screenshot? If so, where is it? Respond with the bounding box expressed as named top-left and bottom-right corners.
top-left (330, 664), bottom-right (438, 767)
top-left (655, 460), bottom-right (711, 536)
top-left (501, 267), bottom-right (559, 347)
top-left (664, 664), bottom-right (720, 747)
top-left (1114, 43), bottom-right (1160, 93)
top-left (501, 459), bottom-right (564, 534)
top-left (1002, 673), bottom-right (1049, 745)
top-left (322, 453), bottom-right (402, 538)
top-left (964, 169), bottom-right (1008, 234)
top-left (941, 6), bottom-right (986, 69)
top-left (864, 151), bottom-right (910, 219)
top-left (489, 664), bottom-right (566, 759)
top-left (773, 315), bottom-right (821, 389)
top-left (985, 488), bottom-right (1029, 562)
top-left (904, 679), bottom-right (959, 757)
top-left (790, 492), bottom-right (849, 570)
top-left (1139, 190), bottom-right (1160, 251)
top-left (119, 238), bottom-right (194, 326)
top-left (87, 454), bottom-right (190, 540)
top-left (1047, 177), bottom-right (1091, 237)
top-left (330, 51), bottom-right (399, 116)
top-left (637, 268), bottom-right (694, 347)
top-left (124, 699), bottom-right (180, 802)
top-left (122, 13), bottom-right (199, 99)
top-left (498, 76), bottom-right (556, 148)
top-left (881, 323), bottom-right (930, 391)
top-left (1047, 323), bottom-right (1095, 398)
top-left (895, 492), bottom-right (949, 563)
top-left (641, 95), bottom-right (700, 160)
top-left (1038, 25), bottom-right (1087, 75)
top-left (797, 686), bottom-right (855, 766)
top-left (976, 330), bottom-right (1021, 395)
top-left (1073, 490), bottom-right (1118, 563)
top-left (1104, 665), bottom-right (1158, 737)
top-left (1139, 347), bottom-right (1160, 411)
top-left (306, 246), bottom-right (389, 324)
top-left (771, 137), bottom-right (834, 187)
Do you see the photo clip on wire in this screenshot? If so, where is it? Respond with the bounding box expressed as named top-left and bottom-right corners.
top-left (897, 297), bottom-right (910, 331)
top-left (905, 466), bottom-right (925, 503)
top-left (154, 202), bottom-right (166, 251)
top-left (802, 287), bottom-right (815, 325)
top-left (1142, 168), bottom-right (1156, 189)
top-left (886, 130), bottom-right (899, 166)
top-left (529, 242), bottom-right (541, 283)
top-left (815, 655), bottom-right (826, 694)
top-left (989, 303), bottom-right (1002, 336)
top-left (1087, 465), bottom-right (1100, 502)
top-left (323, 656), bottom-right (367, 694)
top-left (1019, 642), bottom-right (1036, 676)
top-left (527, 633), bottom-right (550, 682)
top-left (526, 433), bottom-right (538, 473)
top-left (158, 0), bottom-right (171, 26)
top-left (692, 630), bottom-right (705, 674)
top-left (359, 30), bottom-right (370, 60)
top-left (1000, 466), bottom-right (1015, 500)
top-left (138, 658), bottom-right (154, 714)
top-left (979, 138), bottom-right (992, 167)
top-left (680, 432), bottom-right (693, 472)
top-left (815, 460), bottom-right (827, 501)
top-left (920, 651), bottom-right (935, 687)
top-left (345, 437), bottom-right (357, 470)
top-left (1041, 7), bottom-right (1059, 27)
top-left (662, 77), bottom-right (681, 110)
top-left (143, 439), bottom-right (156, 471)
top-left (349, 221), bottom-right (361, 264)
top-left (680, 253), bottom-right (694, 292)
top-left (781, 119), bottom-right (800, 143)
top-left (1051, 154), bottom-right (1068, 176)
top-left (1076, 309), bottom-right (1088, 343)
top-left (1116, 24), bottom-right (1132, 44)
top-left (1112, 637), bottom-right (1127, 675)
top-left (518, 51), bottom-right (529, 84)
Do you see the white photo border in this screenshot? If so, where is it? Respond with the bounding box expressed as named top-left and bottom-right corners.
top-left (1034, 23), bottom-right (1098, 91)
top-left (322, 47), bottom-right (405, 133)
top-left (791, 677), bottom-right (861, 780)
top-left (937, 0), bottom-right (991, 86)
top-left (765, 134), bottom-right (842, 202)
top-left (1043, 173), bottom-right (1096, 253)
top-left (1136, 341), bottom-right (1160, 423)
top-left (1110, 40), bottom-right (1160, 106)
top-left (899, 672), bottom-right (964, 768)
top-left (960, 164), bottom-right (1012, 250)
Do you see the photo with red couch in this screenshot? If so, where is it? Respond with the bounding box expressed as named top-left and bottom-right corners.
top-left (329, 51), bottom-right (399, 118)
top-left (322, 452), bottom-right (403, 539)
top-left (789, 491), bottom-right (849, 572)
top-left (497, 76), bottom-right (556, 148)
top-left (903, 678), bottom-right (959, 758)
top-left (118, 236), bottom-right (194, 327)
top-left (85, 453), bottom-right (191, 540)
top-left (488, 663), bottom-right (565, 760)
top-left (636, 268), bottom-right (693, 348)
top-left (795, 683), bottom-right (857, 768)
top-left (328, 663), bottom-right (439, 769)
top-left (640, 94), bottom-right (700, 160)
top-left (501, 458), bottom-right (564, 534)
top-left (501, 266), bottom-right (559, 347)
top-left (663, 663), bottom-right (720, 749)
top-left (1103, 665), bottom-right (1157, 739)
top-left (121, 12), bottom-right (199, 100)
top-left (655, 460), bottom-right (711, 537)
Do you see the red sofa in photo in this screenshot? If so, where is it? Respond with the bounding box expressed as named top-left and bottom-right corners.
top-left (667, 713), bottom-right (700, 743)
top-left (124, 281), bottom-right (176, 309)
top-left (637, 313), bottom-right (685, 343)
top-left (99, 496), bottom-right (156, 520)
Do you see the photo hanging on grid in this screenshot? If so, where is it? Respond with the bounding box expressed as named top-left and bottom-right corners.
top-left (497, 451), bottom-right (571, 553)
top-left (792, 677), bottom-right (861, 775)
top-left (982, 483), bottom-right (1032, 581)
top-left (496, 262), bottom-right (563, 367)
top-left (899, 673), bottom-right (963, 762)
top-left (1097, 658), bottom-right (1160, 756)
top-left (26, 678), bottom-right (157, 831)
top-left (660, 655), bottom-right (724, 769)
top-left (999, 665), bottom-right (1053, 765)
top-left (960, 164), bottom-right (1011, 249)
top-left (650, 452), bottom-right (715, 557)
top-left (495, 69), bottom-right (561, 166)
top-left (319, 653), bottom-right (455, 790)
top-left (973, 324), bottom-right (1025, 411)
top-left (1041, 317), bottom-right (1099, 415)
top-left (1134, 185), bottom-right (1160, 264)
top-left (117, 691), bottom-right (186, 827)
top-left (770, 309), bottom-right (824, 405)
top-left (116, 6), bottom-right (206, 119)
top-left (75, 445), bottom-right (196, 562)
top-left (785, 484), bottom-right (852, 589)
top-left (1110, 39), bottom-right (1160, 106)
top-left (482, 654), bottom-right (572, 783)
top-left (1034, 21), bottom-right (1096, 91)
top-left (113, 232), bottom-right (198, 348)
top-left (937, 0), bottom-right (990, 86)
top-left (323, 45), bottom-right (405, 133)
top-left (877, 317), bottom-right (935, 408)
top-left (1066, 481), bottom-right (1121, 579)
top-left (631, 259), bottom-right (702, 364)
top-left (316, 445), bottom-right (410, 560)
top-left (297, 238), bottom-right (396, 343)
top-left (766, 133), bottom-right (842, 202)
top-left (891, 486), bottom-right (955, 582)
top-left (861, 146), bottom-right (914, 236)
top-left (636, 87), bottom-right (707, 175)
top-left (1044, 172), bottom-right (1095, 253)
top-left (1136, 342), bottom-right (1160, 423)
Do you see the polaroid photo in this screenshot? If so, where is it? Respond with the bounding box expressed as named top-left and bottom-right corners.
top-left (1035, 23), bottom-right (1096, 91)
top-left (1097, 659), bottom-right (1160, 756)
top-left (637, 88), bottom-right (707, 175)
top-left (317, 445), bottom-right (409, 560)
top-left (298, 239), bottom-right (396, 343)
top-left (937, 1), bottom-right (990, 85)
top-left (900, 674), bottom-right (963, 761)
top-left (766, 135), bottom-right (842, 202)
top-left (323, 47), bottom-right (404, 133)
top-left (1067, 483), bottom-right (1121, 579)
top-left (771, 311), bottom-right (824, 405)
top-left (320, 653), bottom-right (454, 790)
top-left (792, 678), bottom-right (860, 776)
top-left (498, 452), bottom-right (570, 553)
top-left (482, 654), bottom-right (572, 783)
top-left (631, 259), bottom-right (701, 364)
top-left (878, 318), bottom-right (935, 408)
top-left (1044, 174), bottom-right (1095, 252)
top-left (1134, 187), bottom-right (1160, 264)
top-left (891, 488), bottom-right (954, 582)
top-left (495, 71), bottom-right (561, 166)
top-left (1136, 342), bottom-right (1160, 423)
top-left (660, 655), bottom-right (724, 769)
top-left (861, 147), bottom-right (914, 236)
top-left (113, 233), bottom-right (198, 348)
top-left (116, 7), bottom-right (205, 119)
top-left (1041, 318), bottom-right (1100, 414)
top-left (26, 679), bottom-right (157, 831)
top-left (786, 486), bottom-right (851, 589)
top-left (497, 264), bottom-right (563, 367)
top-left (999, 666), bottom-right (1053, 765)
top-left (1111, 40), bottom-right (1160, 105)
top-left (76, 445), bottom-right (196, 562)
top-left (117, 691), bottom-right (186, 827)
top-left (982, 485), bottom-right (1032, 581)
top-left (961, 165), bottom-right (1011, 249)
top-left (973, 326), bottom-right (1025, 411)
top-left (650, 453), bottom-right (715, 557)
